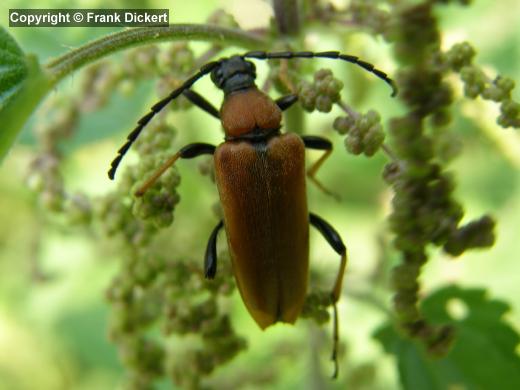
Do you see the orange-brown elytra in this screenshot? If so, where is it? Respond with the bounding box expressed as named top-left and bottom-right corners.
top-left (108, 51), bottom-right (396, 378)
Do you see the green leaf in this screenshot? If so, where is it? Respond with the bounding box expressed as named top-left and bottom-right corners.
top-left (374, 285), bottom-right (520, 390)
top-left (0, 27), bottom-right (52, 160)
top-left (0, 27), bottom-right (27, 104)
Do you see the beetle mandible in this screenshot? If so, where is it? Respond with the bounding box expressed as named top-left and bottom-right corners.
top-left (108, 50), bottom-right (396, 377)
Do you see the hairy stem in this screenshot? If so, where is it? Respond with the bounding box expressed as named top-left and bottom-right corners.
top-left (46, 24), bottom-right (267, 83)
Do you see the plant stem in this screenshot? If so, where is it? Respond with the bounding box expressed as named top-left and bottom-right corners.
top-left (273, 0), bottom-right (301, 35)
top-left (338, 100), bottom-right (359, 118)
top-left (272, 1), bottom-right (303, 133)
top-left (381, 143), bottom-right (398, 161)
top-left (46, 24), bottom-right (267, 84)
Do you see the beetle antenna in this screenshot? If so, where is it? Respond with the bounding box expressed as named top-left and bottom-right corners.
top-left (107, 61), bottom-right (221, 180)
top-left (243, 51), bottom-right (397, 97)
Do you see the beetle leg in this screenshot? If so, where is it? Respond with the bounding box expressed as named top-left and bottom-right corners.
top-left (135, 143), bottom-right (216, 196)
top-left (204, 220), bottom-right (224, 279)
top-left (309, 212), bottom-right (348, 379)
top-left (275, 94), bottom-right (298, 111)
top-left (302, 135), bottom-right (341, 201)
top-left (182, 89), bottom-right (220, 119)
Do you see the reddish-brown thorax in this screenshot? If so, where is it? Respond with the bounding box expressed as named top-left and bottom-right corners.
top-left (220, 88), bottom-right (282, 138)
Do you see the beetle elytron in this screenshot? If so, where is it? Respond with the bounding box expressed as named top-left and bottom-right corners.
top-left (108, 50), bottom-right (396, 377)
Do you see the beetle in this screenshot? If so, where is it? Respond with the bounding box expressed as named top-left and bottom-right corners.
top-left (108, 50), bottom-right (396, 377)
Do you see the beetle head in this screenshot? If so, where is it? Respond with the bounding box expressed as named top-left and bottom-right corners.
top-left (211, 56), bottom-right (256, 95)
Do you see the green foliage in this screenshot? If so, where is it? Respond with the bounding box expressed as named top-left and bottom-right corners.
top-left (374, 285), bottom-right (520, 390)
top-left (1, 0), bottom-right (519, 388)
top-left (0, 26), bottom-right (28, 104)
top-left (0, 27), bottom-right (52, 159)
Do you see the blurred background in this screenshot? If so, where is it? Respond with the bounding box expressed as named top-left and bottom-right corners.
top-left (1, 0), bottom-right (519, 389)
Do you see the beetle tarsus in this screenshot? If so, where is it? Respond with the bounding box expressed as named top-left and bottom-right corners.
top-left (331, 299), bottom-right (339, 379)
top-left (310, 212), bottom-right (348, 378)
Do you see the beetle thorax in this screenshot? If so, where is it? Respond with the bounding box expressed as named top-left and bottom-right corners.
top-left (220, 88), bottom-right (282, 139)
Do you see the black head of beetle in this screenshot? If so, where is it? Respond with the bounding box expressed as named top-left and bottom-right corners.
top-left (210, 56), bottom-right (257, 95)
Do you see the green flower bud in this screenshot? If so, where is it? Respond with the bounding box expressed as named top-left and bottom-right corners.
top-left (316, 95), bottom-right (333, 112)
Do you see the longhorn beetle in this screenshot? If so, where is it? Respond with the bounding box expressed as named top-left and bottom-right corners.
top-left (108, 50), bottom-right (396, 377)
